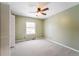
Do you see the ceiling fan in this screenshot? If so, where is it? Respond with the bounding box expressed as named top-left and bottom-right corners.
top-left (30, 3), bottom-right (49, 16)
top-left (36, 7), bottom-right (49, 16)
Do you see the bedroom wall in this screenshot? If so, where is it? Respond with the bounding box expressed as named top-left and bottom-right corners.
top-left (15, 15), bottom-right (44, 41)
top-left (45, 4), bottom-right (79, 51)
top-left (0, 3), bottom-right (10, 56)
top-left (0, 3), bottom-right (1, 55)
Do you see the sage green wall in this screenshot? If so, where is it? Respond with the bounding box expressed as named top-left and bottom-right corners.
top-left (45, 4), bottom-right (79, 51)
top-left (0, 3), bottom-right (1, 56)
top-left (15, 15), bottom-right (44, 41)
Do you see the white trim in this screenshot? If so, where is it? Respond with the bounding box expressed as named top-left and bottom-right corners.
top-left (46, 39), bottom-right (79, 53)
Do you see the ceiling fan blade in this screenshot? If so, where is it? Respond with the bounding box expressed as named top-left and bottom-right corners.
top-left (42, 8), bottom-right (49, 11)
top-left (41, 13), bottom-right (46, 15)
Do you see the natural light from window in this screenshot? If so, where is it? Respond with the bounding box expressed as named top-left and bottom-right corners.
top-left (26, 22), bottom-right (36, 35)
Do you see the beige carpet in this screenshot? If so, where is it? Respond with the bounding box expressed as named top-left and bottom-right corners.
top-left (11, 39), bottom-right (79, 56)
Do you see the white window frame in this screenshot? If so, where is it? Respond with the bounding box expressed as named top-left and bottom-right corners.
top-left (26, 22), bottom-right (36, 35)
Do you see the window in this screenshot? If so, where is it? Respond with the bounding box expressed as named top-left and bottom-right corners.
top-left (26, 22), bottom-right (36, 35)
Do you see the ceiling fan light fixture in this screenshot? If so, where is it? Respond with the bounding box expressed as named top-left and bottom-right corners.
top-left (36, 12), bottom-right (42, 16)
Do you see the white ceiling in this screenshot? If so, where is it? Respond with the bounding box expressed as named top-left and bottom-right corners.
top-left (6, 2), bottom-right (79, 19)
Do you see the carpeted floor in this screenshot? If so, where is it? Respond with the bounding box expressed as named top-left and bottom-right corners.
top-left (11, 39), bottom-right (79, 56)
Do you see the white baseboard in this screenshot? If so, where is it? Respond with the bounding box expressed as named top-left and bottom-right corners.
top-left (46, 39), bottom-right (79, 53)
